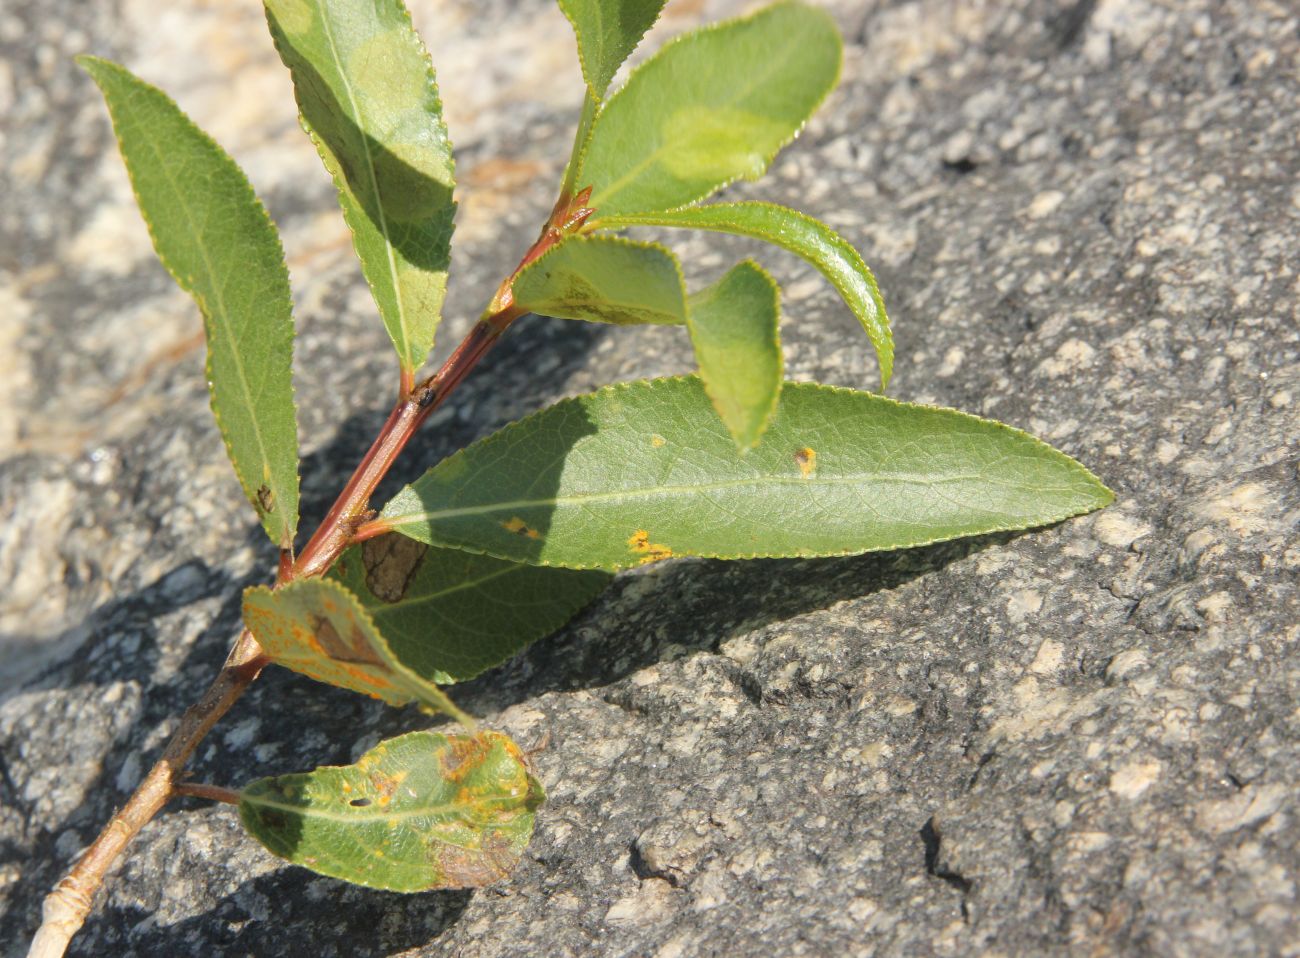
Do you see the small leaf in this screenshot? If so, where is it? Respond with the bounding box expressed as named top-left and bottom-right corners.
top-left (687, 261), bottom-right (782, 450)
top-left (240, 729), bottom-right (543, 892)
top-left (598, 201), bottom-right (892, 388)
top-left (265, 0), bottom-right (456, 374)
top-left (79, 56), bottom-right (299, 548)
top-left (242, 578), bottom-right (468, 722)
top-left (574, 1), bottom-right (842, 217)
top-left (513, 235), bottom-right (686, 326)
top-left (382, 377), bottom-right (1114, 571)
top-left (557, 0), bottom-right (667, 98)
top-left (330, 535), bottom-right (611, 683)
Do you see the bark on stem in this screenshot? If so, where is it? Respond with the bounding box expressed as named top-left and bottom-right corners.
top-left (28, 630), bottom-right (266, 958)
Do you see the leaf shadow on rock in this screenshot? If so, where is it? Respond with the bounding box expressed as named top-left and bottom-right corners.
top-left (452, 531), bottom-right (1024, 717)
top-left (0, 568), bottom-right (244, 948)
top-left (74, 868), bottom-right (471, 958)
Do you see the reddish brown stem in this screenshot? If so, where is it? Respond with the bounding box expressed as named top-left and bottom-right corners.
top-left (31, 186), bottom-right (592, 958)
top-left (173, 782), bottom-right (242, 806)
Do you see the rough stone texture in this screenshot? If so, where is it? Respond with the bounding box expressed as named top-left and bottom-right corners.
top-left (2, 0), bottom-right (1298, 955)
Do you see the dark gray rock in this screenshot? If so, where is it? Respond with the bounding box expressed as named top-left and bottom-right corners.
top-left (2, 0), bottom-right (1297, 955)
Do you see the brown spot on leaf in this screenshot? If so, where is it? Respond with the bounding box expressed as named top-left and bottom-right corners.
top-left (435, 831), bottom-right (518, 887)
top-left (362, 534), bottom-right (428, 603)
top-left (795, 447), bottom-right (817, 478)
top-left (308, 614), bottom-right (384, 667)
top-left (256, 484), bottom-right (275, 514)
top-left (627, 529), bottom-right (673, 564)
top-left (501, 517), bottom-right (540, 540)
top-left (440, 735), bottom-right (488, 781)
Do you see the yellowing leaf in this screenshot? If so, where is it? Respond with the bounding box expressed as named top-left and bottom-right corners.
top-left (242, 578), bottom-right (468, 722)
top-left (240, 729), bottom-right (543, 892)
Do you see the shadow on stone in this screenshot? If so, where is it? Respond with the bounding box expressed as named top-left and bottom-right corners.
top-left (450, 530), bottom-right (1023, 715)
top-left (75, 869), bottom-right (471, 957)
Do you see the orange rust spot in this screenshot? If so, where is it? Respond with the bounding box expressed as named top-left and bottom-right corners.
top-left (440, 735), bottom-right (487, 781)
top-left (627, 529), bottom-right (673, 565)
top-left (501, 517), bottom-right (540, 539)
top-left (795, 447), bottom-right (817, 478)
top-left (651, 434), bottom-right (666, 448)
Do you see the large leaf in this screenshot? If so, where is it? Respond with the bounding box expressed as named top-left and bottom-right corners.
top-left (381, 377), bottom-right (1114, 571)
top-left (242, 578), bottom-right (468, 722)
top-left (557, 0), bottom-right (667, 97)
top-left (598, 202), bottom-right (892, 388)
top-left (240, 729), bottom-right (543, 892)
top-left (687, 261), bottom-right (782, 450)
top-left (512, 236), bottom-right (686, 326)
top-left (265, 0), bottom-right (455, 374)
top-left (330, 535), bottom-right (610, 683)
top-left (574, 1), bottom-right (842, 217)
top-left (80, 57), bottom-right (299, 548)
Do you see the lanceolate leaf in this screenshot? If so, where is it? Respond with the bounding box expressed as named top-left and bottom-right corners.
top-left (240, 729), bottom-right (544, 892)
top-left (687, 261), bottom-right (782, 450)
top-left (381, 377), bottom-right (1114, 571)
top-left (242, 578), bottom-right (468, 722)
top-left (265, 0), bottom-right (455, 374)
top-left (330, 535), bottom-right (611, 683)
top-left (558, 0), bottom-right (668, 98)
top-left (598, 202), bottom-right (893, 388)
top-left (512, 236), bottom-right (687, 326)
top-left (80, 57), bottom-right (299, 548)
top-left (574, 1), bottom-right (842, 217)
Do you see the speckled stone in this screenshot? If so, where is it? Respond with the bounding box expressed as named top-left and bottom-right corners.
top-left (2, 0), bottom-right (1298, 956)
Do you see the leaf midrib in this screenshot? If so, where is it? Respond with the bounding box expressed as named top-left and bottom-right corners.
top-left (389, 470), bottom-right (1084, 528)
top-left (134, 99), bottom-right (282, 536)
top-left (377, 563), bottom-right (516, 612)
top-left (243, 789), bottom-right (525, 824)
top-left (317, 7), bottom-right (413, 368)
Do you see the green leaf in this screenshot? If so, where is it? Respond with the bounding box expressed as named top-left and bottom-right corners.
top-left (557, 0), bottom-right (668, 97)
top-left (242, 578), bottom-right (468, 722)
top-left (79, 57), bottom-right (299, 548)
top-left (597, 202), bottom-right (893, 388)
top-left (265, 0), bottom-right (455, 374)
top-left (512, 236), bottom-right (686, 326)
top-left (240, 729), bottom-right (543, 892)
top-left (687, 261), bottom-right (782, 450)
top-left (574, 1), bottom-right (842, 217)
top-left (381, 377), bottom-right (1114, 571)
top-left (329, 535), bottom-right (610, 683)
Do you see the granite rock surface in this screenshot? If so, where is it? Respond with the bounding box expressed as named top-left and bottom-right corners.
top-left (1, 0), bottom-right (1298, 955)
